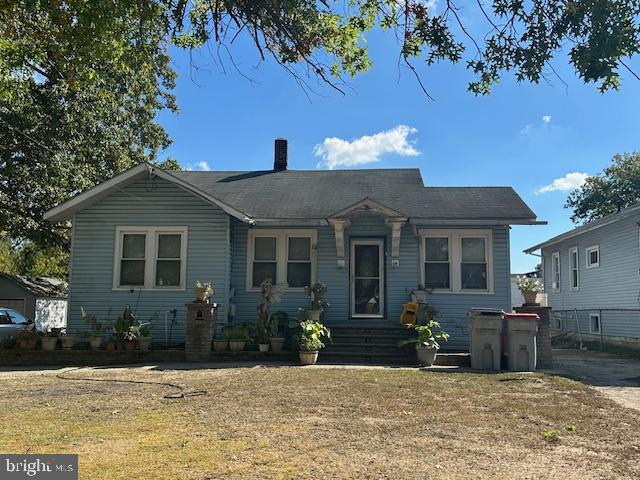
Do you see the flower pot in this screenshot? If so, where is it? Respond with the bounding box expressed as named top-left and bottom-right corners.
top-left (60, 336), bottom-right (75, 350)
top-left (413, 289), bottom-right (428, 302)
top-left (416, 346), bottom-right (438, 366)
top-left (124, 340), bottom-right (136, 351)
top-left (105, 340), bottom-right (117, 352)
top-left (269, 337), bottom-right (285, 353)
top-left (194, 286), bottom-right (208, 303)
top-left (18, 338), bottom-right (38, 350)
top-left (41, 336), bottom-right (58, 351)
top-left (229, 340), bottom-right (246, 352)
top-left (258, 343), bottom-right (269, 353)
top-left (138, 336), bottom-right (152, 352)
top-left (299, 350), bottom-right (319, 365)
top-left (89, 335), bottom-right (102, 350)
top-left (522, 291), bottom-right (538, 305)
top-left (307, 309), bottom-right (322, 321)
top-left (212, 339), bottom-right (228, 352)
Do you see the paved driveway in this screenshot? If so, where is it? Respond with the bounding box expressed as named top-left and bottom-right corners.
top-left (553, 348), bottom-right (640, 412)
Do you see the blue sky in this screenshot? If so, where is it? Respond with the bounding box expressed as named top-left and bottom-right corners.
top-left (158, 13), bottom-right (640, 274)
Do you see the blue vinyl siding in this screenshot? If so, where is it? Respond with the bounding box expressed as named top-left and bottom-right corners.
top-left (230, 216), bottom-right (510, 350)
top-left (68, 177), bottom-right (230, 343)
top-left (542, 213), bottom-right (640, 340)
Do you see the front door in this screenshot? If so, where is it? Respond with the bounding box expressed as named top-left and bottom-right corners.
top-left (350, 239), bottom-right (384, 318)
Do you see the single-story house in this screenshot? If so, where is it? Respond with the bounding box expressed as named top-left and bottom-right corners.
top-left (525, 203), bottom-right (640, 345)
top-left (44, 139), bottom-right (542, 352)
top-left (0, 273), bottom-right (68, 331)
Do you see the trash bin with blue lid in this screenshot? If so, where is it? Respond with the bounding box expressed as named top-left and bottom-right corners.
top-left (468, 308), bottom-right (504, 370)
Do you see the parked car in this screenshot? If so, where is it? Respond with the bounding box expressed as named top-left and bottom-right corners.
top-left (0, 308), bottom-right (34, 340)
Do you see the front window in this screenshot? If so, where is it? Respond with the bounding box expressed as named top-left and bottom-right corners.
top-left (114, 227), bottom-right (187, 290)
top-left (419, 229), bottom-right (492, 293)
top-left (424, 237), bottom-right (450, 289)
top-left (247, 230), bottom-right (316, 290)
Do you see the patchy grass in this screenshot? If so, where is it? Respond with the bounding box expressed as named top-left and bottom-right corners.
top-left (1, 365), bottom-right (639, 479)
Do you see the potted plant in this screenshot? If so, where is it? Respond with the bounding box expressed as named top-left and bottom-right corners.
top-left (138, 323), bottom-right (152, 352)
top-left (224, 324), bottom-right (250, 352)
top-left (268, 311), bottom-right (288, 353)
top-left (194, 281), bottom-right (214, 303)
top-left (16, 330), bottom-right (39, 350)
top-left (60, 331), bottom-right (75, 350)
top-left (41, 330), bottom-right (59, 351)
top-left (516, 276), bottom-right (543, 305)
top-left (123, 325), bottom-right (138, 351)
top-left (257, 279), bottom-right (287, 352)
top-left (398, 320), bottom-right (450, 366)
top-left (304, 283), bottom-right (329, 321)
top-left (81, 306), bottom-right (103, 350)
top-left (291, 319), bottom-right (331, 365)
top-left (412, 284), bottom-right (429, 302)
top-left (212, 335), bottom-right (228, 352)
top-left (112, 317), bottom-right (129, 351)
top-left (105, 334), bottom-right (117, 352)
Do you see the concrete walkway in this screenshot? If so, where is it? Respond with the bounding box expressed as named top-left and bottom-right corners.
top-left (552, 348), bottom-right (640, 412)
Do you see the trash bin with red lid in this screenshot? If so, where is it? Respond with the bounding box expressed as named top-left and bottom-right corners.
top-left (504, 312), bottom-right (539, 371)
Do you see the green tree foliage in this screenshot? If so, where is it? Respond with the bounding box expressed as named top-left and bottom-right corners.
top-left (566, 152), bottom-right (640, 224)
top-left (0, 236), bottom-right (68, 278)
top-left (0, 0), bottom-right (178, 249)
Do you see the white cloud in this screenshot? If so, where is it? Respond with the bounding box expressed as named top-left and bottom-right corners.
top-left (314, 125), bottom-right (420, 170)
top-left (542, 115), bottom-right (552, 123)
top-left (536, 172), bottom-right (589, 194)
top-left (186, 161), bottom-right (211, 171)
top-left (520, 115), bottom-right (553, 134)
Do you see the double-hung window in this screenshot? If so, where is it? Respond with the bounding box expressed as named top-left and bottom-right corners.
top-left (247, 229), bottom-right (316, 290)
top-left (114, 226), bottom-right (187, 290)
top-left (551, 251), bottom-right (561, 292)
top-left (569, 246), bottom-right (579, 291)
top-left (420, 229), bottom-right (493, 293)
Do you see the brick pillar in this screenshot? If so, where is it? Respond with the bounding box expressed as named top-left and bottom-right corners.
top-left (185, 303), bottom-right (217, 362)
top-left (514, 306), bottom-right (552, 369)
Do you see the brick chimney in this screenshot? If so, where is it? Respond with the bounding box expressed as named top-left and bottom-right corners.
top-left (274, 138), bottom-right (288, 171)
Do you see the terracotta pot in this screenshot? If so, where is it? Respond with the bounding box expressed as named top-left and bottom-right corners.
top-left (194, 286), bottom-right (208, 303)
top-left (138, 336), bottom-right (152, 352)
top-left (124, 340), bottom-right (136, 351)
top-left (18, 338), bottom-right (38, 350)
top-left (413, 289), bottom-right (428, 302)
top-left (523, 291), bottom-right (538, 305)
top-left (269, 337), bottom-right (285, 353)
top-left (299, 351), bottom-right (319, 365)
top-left (416, 346), bottom-right (438, 366)
top-left (307, 309), bottom-right (322, 321)
top-left (41, 336), bottom-right (58, 351)
top-left (212, 339), bottom-right (228, 352)
top-left (60, 336), bottom-right (75, 350)
top-left (89, 335), bottom-right (102, 350)
top-left (229, 340), bottom-right (246, 352)
top-left (105, 340), bottom-right (117, 352)
top-left (258, 343), bottom-right (269, 353)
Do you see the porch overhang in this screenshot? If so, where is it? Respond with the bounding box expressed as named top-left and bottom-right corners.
top-left (327, 197), bottom-right (408, 268)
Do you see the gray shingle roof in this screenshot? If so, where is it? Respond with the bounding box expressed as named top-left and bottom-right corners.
top-left (0, 273), bottom-right (67, 298)
top-left (172, 169), bottom-right (537, 221)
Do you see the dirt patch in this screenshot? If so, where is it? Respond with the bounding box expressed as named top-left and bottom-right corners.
top-left (0, 364), bottom-right (639, 479)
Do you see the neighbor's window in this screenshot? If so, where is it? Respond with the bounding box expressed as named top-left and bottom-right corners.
top-left (460, 237), bottom-right (487, 290)
top-left (551, 251), bottom-right (561, 292)
top-left (247, 230), bottom-right (316, 290)
top-left (114, 227), bottom-right (187, 290)
top-left (419, 229), bottom-right (492, 293)
top-left (589, 313), bottom-right (601, 334)
top-left (553, 313), bottom-right (563, 331)
top-left (424, 237), bottom-right (450, 289)
top-left (569, 246), bottom-right (579, 291)
top-left (586, 245), bottom-right (599, 268)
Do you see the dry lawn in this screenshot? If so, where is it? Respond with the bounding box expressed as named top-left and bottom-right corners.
top-left (1, 364), bottom-right (639, 479)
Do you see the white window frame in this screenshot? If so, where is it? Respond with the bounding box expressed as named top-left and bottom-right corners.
top-left (586, 245), bottom-right (600, 269)
top-left (569, 246), bottom-right (579, 291)
top-left (113, 226), bottom-right (188, 291)
top-left (418, 229), bottom-right (493, 294)
top-left (589, 312), bottom-right (601, 334)
top-left (246, 229), bottom-right (317, 291)
top-left (551, 251), bottom-right (561, 293)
